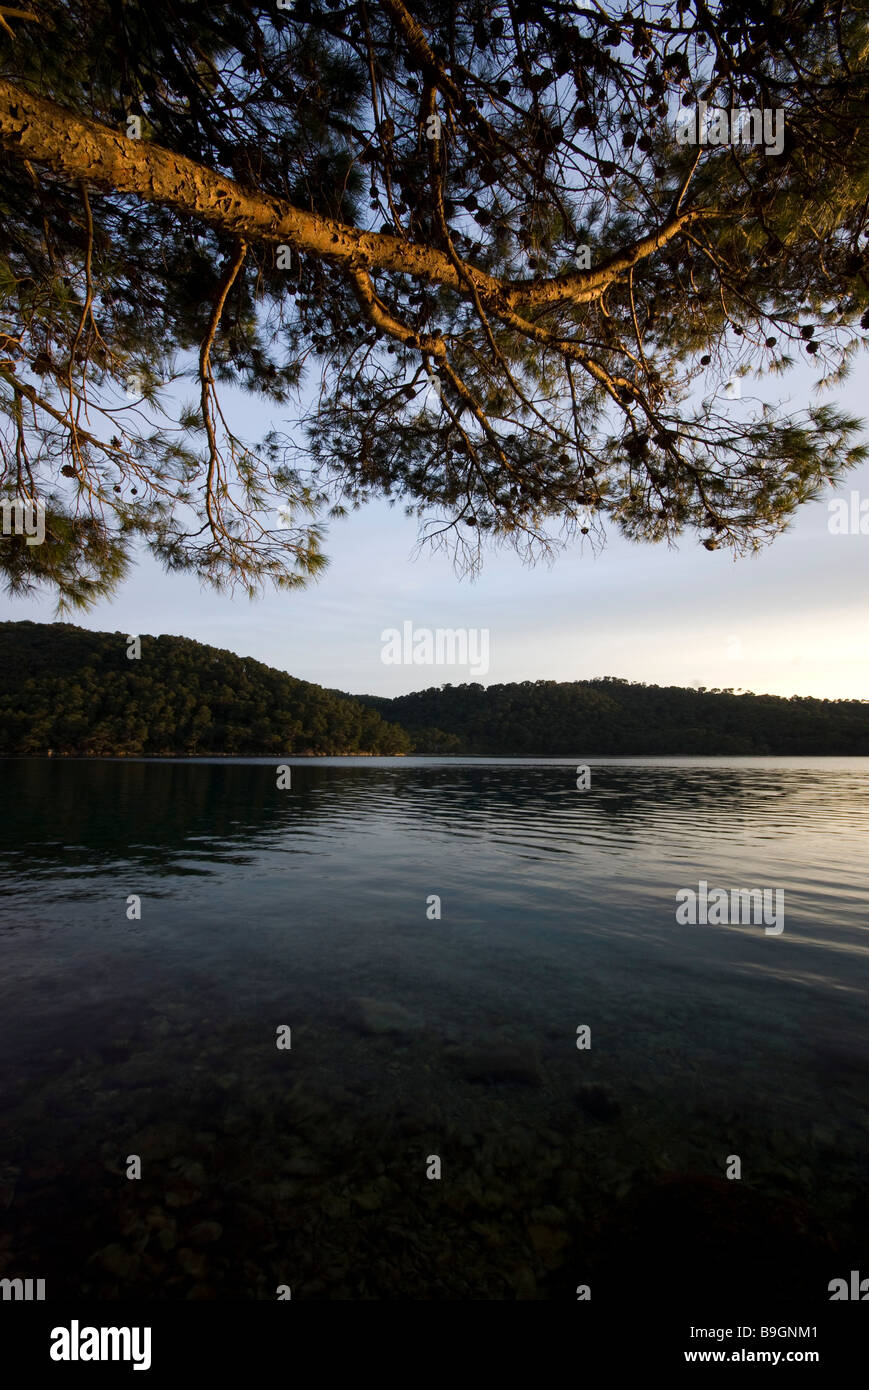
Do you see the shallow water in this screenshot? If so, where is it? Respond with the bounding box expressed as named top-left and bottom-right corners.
top-left (1, 757), bottom-right (868, 1300)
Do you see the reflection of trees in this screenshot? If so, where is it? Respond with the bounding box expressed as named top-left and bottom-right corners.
top-left (0, 760), bottom-right (325, 873)
top-left (0, 758), bottom-right (858, 884)
top-left (379, 762), bottom-right (837, 850)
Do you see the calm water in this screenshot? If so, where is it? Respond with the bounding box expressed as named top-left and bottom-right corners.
top-left (1, 757), bottom-right (868, 1301)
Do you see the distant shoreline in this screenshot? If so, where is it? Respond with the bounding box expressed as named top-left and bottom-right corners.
top-left (4, 753), bottom-right (869, 764)
top-left (3, 621), bottom-right (868, 760)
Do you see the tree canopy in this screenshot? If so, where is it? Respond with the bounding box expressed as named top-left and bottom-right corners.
top-left (0, 0), bottom-right (867, 609)
top-left (3, 621), bottom-right (868, 755)
top-left (0, 620), bottom-right (412, 753)
top-left (361, 676), bottom-right (869, 753)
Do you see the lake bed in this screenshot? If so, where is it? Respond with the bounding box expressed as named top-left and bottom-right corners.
top-left (1, 757), bottom-right (867, 1300)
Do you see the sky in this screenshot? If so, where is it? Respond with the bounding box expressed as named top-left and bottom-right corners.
top-left (3, 354), bottom-right (868, 703)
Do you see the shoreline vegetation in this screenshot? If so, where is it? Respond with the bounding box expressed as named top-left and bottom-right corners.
top-left (2, 620), bottom-right (868, 758)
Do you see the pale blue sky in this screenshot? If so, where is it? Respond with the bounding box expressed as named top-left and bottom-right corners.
top-left (4, 354), bottom-right (868, 701)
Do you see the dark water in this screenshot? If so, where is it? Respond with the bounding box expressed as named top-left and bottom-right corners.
top-left (1, 757), bottom-right (868, 1301)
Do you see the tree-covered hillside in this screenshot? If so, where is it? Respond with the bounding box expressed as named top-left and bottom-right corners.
top-left (2, 623), bottom-right (867, 756)
top-left (0, 622), bottom-right (410, 756)
top-left (360, 679), bottom-right (869, 755)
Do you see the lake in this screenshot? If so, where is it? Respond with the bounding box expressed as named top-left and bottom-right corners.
top-left (1, 756), bottom-right (868, 1301)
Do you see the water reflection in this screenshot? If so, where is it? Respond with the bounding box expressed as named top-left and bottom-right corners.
top-left (0, 758), bottom-right (867, 1300)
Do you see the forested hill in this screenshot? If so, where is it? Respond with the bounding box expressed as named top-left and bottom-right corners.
top-left (358, 680), bottom-right (869, 756)
top-left (2, 623), bottom-right (867, 757)
top-left (0, 622), bottom-right (410, 756)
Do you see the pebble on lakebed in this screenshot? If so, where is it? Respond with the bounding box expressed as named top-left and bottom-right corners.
top-left (445, 1038), bottom-right (544, 1087)
top-left (577, 1083), bottom-right (621, 1121)
top-left (346, 997), bottom-right (421, 1038)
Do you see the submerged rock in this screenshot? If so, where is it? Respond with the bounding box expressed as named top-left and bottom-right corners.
top-left (93, 1243), bottom-right (140, 1280)
top-left (347, 997), bottom-right (420, 1038)
top-left (577, 1083), bottom-right (621, 1121)
top-left (134, 1122), bottom-right (191, 1161)
top-left (188, 1221), bottom-right (223, 1247)
top-left (165, 1180), bottom-right (202, 1209)
top-left (447, 1040), bottom-right (544, 1087)
top-left (177, 1247), bottom-right (208, 1279)
top-left (510, 1264), bottom-right (539, 1300)
top-left (352, 1186), bottom-right (383, 1212)
top-left (527, 1223), bottom-right (571, 1267)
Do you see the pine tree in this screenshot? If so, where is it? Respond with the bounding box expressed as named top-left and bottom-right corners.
top-left (0, 0), bottom-right (867, 609)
